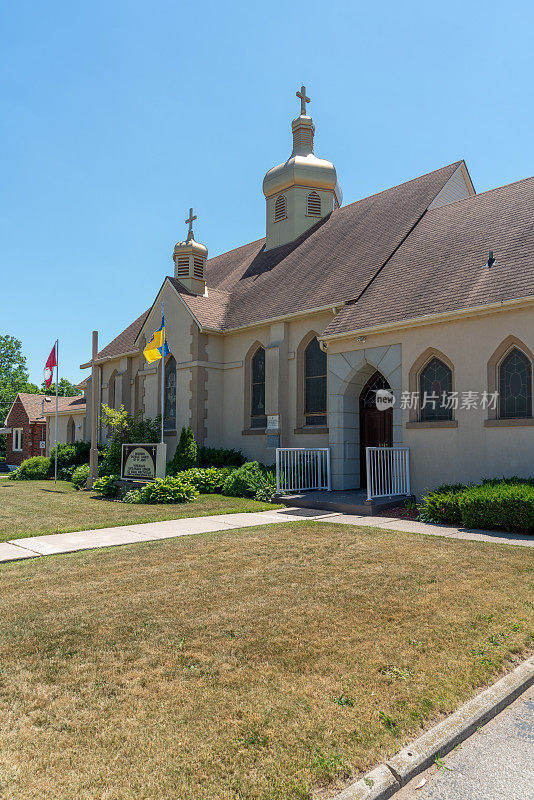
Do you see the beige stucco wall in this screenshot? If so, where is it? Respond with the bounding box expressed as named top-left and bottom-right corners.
top-left (207, 310), bottom-right (333, 463)
top-left (45, 412), bottom-right (86, 454)
top-left (82, 277), bottom-right (533, 497)
top-left (328, 304), bottom-right (534, 497)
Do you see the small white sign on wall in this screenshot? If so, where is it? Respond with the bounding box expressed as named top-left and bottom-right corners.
top-left (267, 414), bottom-right (279, 430)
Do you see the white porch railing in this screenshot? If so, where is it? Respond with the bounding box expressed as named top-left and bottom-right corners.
top-left (366, 446), bottom-right (410, 500)
top-left (276, 448), bottom-right (331, 494)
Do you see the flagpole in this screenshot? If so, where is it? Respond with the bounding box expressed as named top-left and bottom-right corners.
top-left (54, 339), bottom-right (59, 484)
top-left (161, 302), bottom-right (165, 444)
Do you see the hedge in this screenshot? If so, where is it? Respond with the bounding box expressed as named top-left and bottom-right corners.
top-left (418, 477), bottom-right (534, 532)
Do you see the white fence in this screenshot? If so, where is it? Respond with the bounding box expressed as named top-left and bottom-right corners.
top-left (366, 446), bottom-right (410, 500)
top-left (276, 448), bottom-right (331, 494)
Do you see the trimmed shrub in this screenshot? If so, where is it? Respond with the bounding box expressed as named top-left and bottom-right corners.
top-left (122, 489), bottom-right (142, 504)
top-left (58, 465), bottom-right (76, 481)
top-left (418, 478), bottom-right (534, 531)
top-left (178, 467), bottom-right (235, 494)
top-left (71, 463), bottom-right (90, 490)
top-left (167, 427), bottom-right (198, 475)
top-left (50, 441), bottom-right (91, 472)
top-left (92, 475), bottom-right (119, 499)
top-left (458, 483), bottom-right (534, 532)
top-left (222, 461), bottom-right (276, 501)
top-left (418, 483), bottom-right (466, 525)
top-left (9, 456), bottom-right (51, 481)
top-left (197, 447), bottom-right (246, 468)
top-left (254, 470), bottom-right (277, 502)
top-left (135, 476), bottom-right (198, 505)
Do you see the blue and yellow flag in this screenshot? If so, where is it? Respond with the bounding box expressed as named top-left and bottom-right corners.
top-left (143, 313), bottom-right (170, 363)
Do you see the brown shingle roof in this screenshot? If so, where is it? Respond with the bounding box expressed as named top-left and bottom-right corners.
top-left (95, 309), bottom-right (150, 361)
top-left (174, 161), bottom-right (462, 331)
top-left (98, 161), bottom-right (461, 349)
top-left (41, 395), bottom-right (86, 416)
top-left (323, 175), bottom-right (534, 337)
top-left (6, 393), bottom-right (85, 425)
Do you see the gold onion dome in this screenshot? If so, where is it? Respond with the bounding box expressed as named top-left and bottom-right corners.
top-left (263, 86), bottom-right (342, 205)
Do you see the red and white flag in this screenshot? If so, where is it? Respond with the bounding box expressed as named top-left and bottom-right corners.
top-left (44, 343), bottom-right (57, 388)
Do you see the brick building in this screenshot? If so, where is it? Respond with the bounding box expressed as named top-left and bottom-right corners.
top-left (3, 394), bottom-right (48, 467)
top-left (3, 393), bottom-right (86, 468)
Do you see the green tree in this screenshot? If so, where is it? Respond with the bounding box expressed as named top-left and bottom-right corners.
top-left (98, 404), bottom-right (161, 475)
top-left (167, 426), bottom-right (198, 475)
top-left (39, 378), bottom-right (79, 396)
top-left (0, 336), bottom-right (34, 449)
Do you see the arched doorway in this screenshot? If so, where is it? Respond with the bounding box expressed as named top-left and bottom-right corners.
top-left (359, 371), bottom-right (393, 485)
top-left (67, 416), bottom-right (75, 444)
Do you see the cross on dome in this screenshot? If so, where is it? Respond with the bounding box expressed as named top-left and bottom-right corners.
top-left (185, 207), bottom-right (197, 240)
top-left (296, 85), bottom-right (310, 116)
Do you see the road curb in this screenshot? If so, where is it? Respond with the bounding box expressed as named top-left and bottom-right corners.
top-left (331, 655), bottom-right (534, 800)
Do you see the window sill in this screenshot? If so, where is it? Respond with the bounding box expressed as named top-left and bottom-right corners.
top-left (294, 427), bottom-right (329, 434)
top-left (242, 428), bottom-right (266, 435)
top-left (406, 420), bottom-right (458, 429)
top-left (484, 418), bottom-right (534, 427)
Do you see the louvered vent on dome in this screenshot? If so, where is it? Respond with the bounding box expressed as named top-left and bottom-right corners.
top-left (193, 255), bottom-right (204, 278)
top-left (274, 194), bottom-right (287, 222)
top-left (306, 191), bottom-right (321, 217)
top-left (176, 256), bottom-right (189, 277)
top-left (294, 127), bottom-right (313, 151)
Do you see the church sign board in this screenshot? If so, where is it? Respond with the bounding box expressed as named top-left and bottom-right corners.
top-left (121, 443), bottom-right (167, 481)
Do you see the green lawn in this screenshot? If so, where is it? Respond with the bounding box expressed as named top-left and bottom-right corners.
top-left (0, 479), bottom-right (282, 541)
top-left (0, 521), bottom-right (532, 799)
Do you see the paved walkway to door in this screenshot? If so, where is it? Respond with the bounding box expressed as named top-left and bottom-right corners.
top-left (0, 507), bottom-right (532, 564)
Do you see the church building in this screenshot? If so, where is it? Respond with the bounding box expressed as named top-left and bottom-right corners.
top-left (82, 87), bottom-right (534, 498)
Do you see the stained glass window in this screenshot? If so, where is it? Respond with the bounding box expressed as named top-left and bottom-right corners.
top-left (419, 358), bottom-right (453, 421)
top-left (164, 356), bottom-right (177, 431)
top-left (499, 348), bottom-right (532, 419)
top-left (360, 373), bottom-right (392, 408)
top-left (251, 347), bottom-right (266, 428)
top-left (305, 338), bottom-right (327, 426)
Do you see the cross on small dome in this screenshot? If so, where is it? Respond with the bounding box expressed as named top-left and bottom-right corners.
top-left (185, 207), bottom-right (197, 241)
top-left (296, 85), bottom-right (310, 115)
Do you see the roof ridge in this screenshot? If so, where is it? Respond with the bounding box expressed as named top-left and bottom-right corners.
top-left (203, 163), bottom-right (462, 266)
top-left (338, 161), bottom-right (463, 213)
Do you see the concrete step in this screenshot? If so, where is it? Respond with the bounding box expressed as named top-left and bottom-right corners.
top-left (277, 490), bottom-right (413, 516)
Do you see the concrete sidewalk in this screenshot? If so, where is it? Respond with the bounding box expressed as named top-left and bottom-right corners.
top-left (0, 507), bottom-right (532, 564)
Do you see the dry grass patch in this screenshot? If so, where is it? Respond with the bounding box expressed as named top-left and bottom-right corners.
top-left (0, 479), bottom-right (281, 541)
top-left (0, 522), bottom-right (532, 800)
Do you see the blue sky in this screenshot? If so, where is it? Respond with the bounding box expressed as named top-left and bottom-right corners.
top-left (2, 0), bottom-right (533, 385)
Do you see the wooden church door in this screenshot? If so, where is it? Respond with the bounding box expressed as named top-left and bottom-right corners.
top-left (359, 372), bottom-right (393, 486)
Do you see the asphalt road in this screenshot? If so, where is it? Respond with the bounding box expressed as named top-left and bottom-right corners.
top-left (395, 684), bottom-right (534, 800)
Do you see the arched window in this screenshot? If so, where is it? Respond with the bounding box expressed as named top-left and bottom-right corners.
top-left (499, 348), bottom-right (532, 419)
top-left (306, 191), bottom-right (321, 217)
top-left (274, 195), bottom-right (287, 222)
top-left (305, 338), bottom-right (327, 425)
top-left (419, 357), bottom-right (453, 421)
top-left (251, 346), bottom-right (266, 428)
top-left (108, 370), bottom-right (117, 410)
top-left (164, 356), bottom-right (177, 431)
